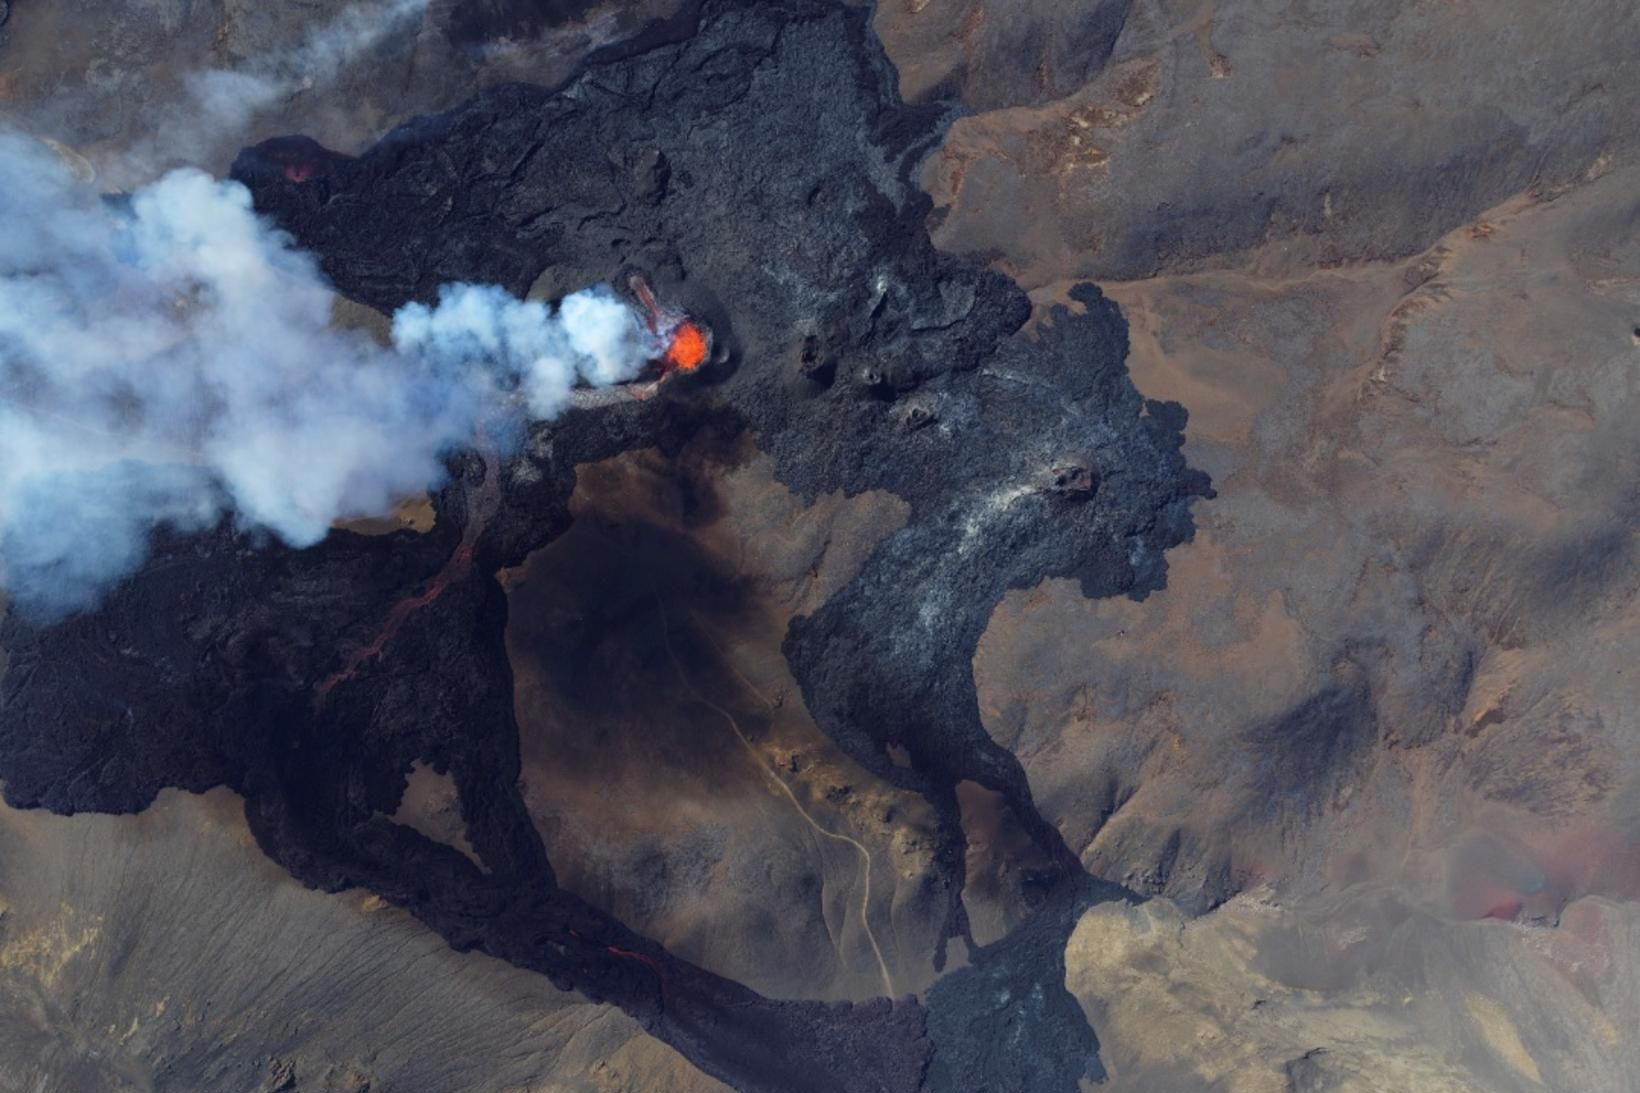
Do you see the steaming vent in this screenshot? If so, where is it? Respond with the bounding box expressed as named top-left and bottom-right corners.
top-left (629, 274), bottom-right (712, 378)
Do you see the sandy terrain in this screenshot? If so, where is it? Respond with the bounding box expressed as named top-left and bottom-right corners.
top-left (0, 787), bottom-right (728, 1092)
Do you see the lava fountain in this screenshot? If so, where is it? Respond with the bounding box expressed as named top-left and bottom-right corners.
top-left (630, 274), bottom-right (711, 377)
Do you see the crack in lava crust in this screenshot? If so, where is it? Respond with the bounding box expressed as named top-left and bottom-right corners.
top-left (316, 437), bottom-right (503, 703)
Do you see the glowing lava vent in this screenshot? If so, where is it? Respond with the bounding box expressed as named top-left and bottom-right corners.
top-left (663, 319), bottom-right (709, 373)
top-left (236, 135), bottom-right (347, 185)
top-left (630, 274), bottom-right (712, 377)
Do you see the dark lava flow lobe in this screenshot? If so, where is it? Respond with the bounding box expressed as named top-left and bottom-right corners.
top-left (0, 2), bottom-right (1210, 1091)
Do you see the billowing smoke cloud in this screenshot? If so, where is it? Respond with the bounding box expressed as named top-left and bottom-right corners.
top-left (393, 284), bottom-right (648, 417)
top-left (0, 133), bottom-right (651, 618)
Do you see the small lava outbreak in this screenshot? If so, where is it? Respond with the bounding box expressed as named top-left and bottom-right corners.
top-left (236, 134), bottom-right (346, 186)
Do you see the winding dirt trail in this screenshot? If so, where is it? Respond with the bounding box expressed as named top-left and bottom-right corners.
top-left (656, 598), bottom-right (897, 999)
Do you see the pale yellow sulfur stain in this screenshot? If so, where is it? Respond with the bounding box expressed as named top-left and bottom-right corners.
top-left (1465, 992), bottom-right (1542, 1085)
top-left (0, 903), bottom-right (103, 990)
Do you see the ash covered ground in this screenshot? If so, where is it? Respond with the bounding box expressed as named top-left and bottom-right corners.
top-left (3, 0), bottom-right (1640, 1091)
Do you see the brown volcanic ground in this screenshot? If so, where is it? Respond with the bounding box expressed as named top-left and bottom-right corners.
top-left (5, 0), bottom-right (1640, 1090)
top-left (979, 166), bottom-right (1640, 1092)
top-left (501, 435), bottom-right (949, 1003)
top-left (876, 0), bottom-right (1640, 1086)
top-left (0, 788), bottom-right (730, 1093)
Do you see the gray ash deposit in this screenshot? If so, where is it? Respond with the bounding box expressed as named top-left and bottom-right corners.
top-left (0, 1), bottom-right (1209, 1090)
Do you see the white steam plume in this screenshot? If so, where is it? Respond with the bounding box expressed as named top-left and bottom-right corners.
top-left (0, 133), bottom-right (651, 618)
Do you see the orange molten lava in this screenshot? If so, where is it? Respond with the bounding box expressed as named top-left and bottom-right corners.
top-left (664, 322), bottom-right (708, 372)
